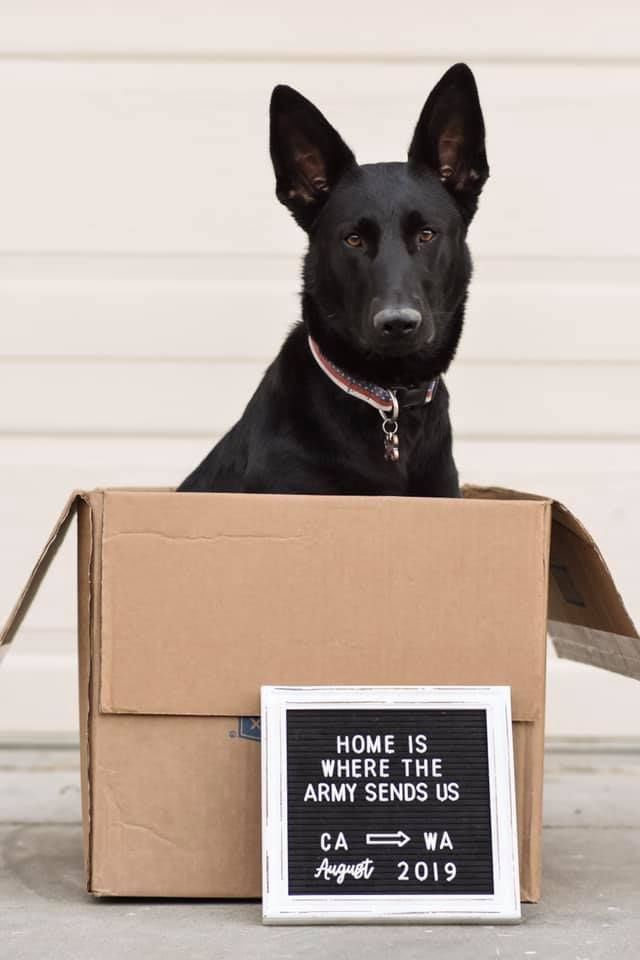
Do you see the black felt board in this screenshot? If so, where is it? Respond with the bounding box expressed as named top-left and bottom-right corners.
top-left (286, 708), bottom-right (493, 896)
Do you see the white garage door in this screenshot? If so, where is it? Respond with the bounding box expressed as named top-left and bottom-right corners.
top-left (0, 2), bottom-right (639, 740)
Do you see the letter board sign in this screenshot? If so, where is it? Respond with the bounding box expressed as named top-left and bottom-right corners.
top-left (261, 686), bottom-right (520, 923)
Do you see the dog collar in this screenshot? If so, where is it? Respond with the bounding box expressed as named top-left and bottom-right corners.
top-left (307, 335), bottom-right (439, 463)
top-left (308, 336), bottom-right (438, 414)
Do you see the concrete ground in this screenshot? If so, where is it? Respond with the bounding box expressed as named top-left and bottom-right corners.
top-left (0, 743), bottom-right (638, 959)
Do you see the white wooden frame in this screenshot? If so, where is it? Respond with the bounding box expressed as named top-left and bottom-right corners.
top-left (261, 685), bottom-right (520, 924)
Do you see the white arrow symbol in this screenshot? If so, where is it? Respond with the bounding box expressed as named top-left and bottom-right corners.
top-left (365, 831), bottom-right (411, 848)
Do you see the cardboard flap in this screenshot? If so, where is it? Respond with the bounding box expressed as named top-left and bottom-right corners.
top-left (547, 500), bottom-right (640, 681)
top-left (464, 486), bottom-right (640, 682)
top-left (99, 490), bottom-right (550, 722)
top-left (0, 492), bottom-right (85, 657)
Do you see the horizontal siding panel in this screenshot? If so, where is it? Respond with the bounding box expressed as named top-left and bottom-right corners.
top-left (3, 255), bottom-right (640, 363)
top-left (544, 658), bottom-right (640, 739)
top-left (3, 635), bottom-right (640, 739)
top-left (0, 255), bottom-right (296, 360)
top-left (0, 635), bottom-right (80, 737)
top-left (1, 62), bottom-right (640, 257)
top-left (0, 359), bottom-right (267, 435)
top-left (1, 436), bottom-right (638, 632)
top-left (0, 359), bottom-right (638, 437)
top-left (1, 2), bottom-right (639, 60)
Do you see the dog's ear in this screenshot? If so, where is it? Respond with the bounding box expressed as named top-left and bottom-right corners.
top-left (408, 63), bottom-right (489, 222)
top-left (270, 85), bottom-right (356, 230)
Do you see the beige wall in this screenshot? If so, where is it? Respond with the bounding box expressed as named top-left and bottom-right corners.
top-left (0, 2), bottom-right (639, 737)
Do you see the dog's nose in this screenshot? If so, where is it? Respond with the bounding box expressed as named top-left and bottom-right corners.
top-left (372, 307), bottom-right (423, 338)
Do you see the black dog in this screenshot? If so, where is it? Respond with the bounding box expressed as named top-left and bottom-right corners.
top-left (179, 63), bottom-right (488, 496)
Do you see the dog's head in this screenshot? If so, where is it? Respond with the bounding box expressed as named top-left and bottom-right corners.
top-left (269, 63), bottom-right (489, 384)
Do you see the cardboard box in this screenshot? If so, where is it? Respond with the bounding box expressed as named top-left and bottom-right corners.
top-left (1, 487), bottom-right (638, 902)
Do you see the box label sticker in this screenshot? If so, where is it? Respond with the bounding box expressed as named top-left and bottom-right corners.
top-left (238, 717), bottom-right (261, 741)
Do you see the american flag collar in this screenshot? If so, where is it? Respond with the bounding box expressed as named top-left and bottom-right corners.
top-left (307, 335), bottom-right (439, 416)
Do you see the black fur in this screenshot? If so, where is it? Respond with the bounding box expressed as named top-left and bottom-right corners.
top-left (179, 63), bottom-right (489, 496)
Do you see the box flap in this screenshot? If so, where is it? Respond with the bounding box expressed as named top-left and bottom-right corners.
top-left (99, 490), bottom-right (551, 722)
top-left (464, 486), bottom-right (640, 682)
top-left (0, 492), bottom-right (86, 659)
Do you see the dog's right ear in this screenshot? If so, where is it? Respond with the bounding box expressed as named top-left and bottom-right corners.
top-left (270, 85), bottom-right (356, 230)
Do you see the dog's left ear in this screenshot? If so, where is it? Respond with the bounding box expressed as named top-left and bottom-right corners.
top-left (270, 85), bottom-right (356, 230)
top-left (408, 63), bottom-right (489, 223)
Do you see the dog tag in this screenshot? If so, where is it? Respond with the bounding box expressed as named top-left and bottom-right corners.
top-left (382, 418), bottom-right (400, 462)
top-left (384, 432), bottom-right (399, 463)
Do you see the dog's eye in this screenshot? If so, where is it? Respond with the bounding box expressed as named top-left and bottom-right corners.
top-left (344, 233), bottom-right (363, 248)
top-left (417, 228), bottom-right (435, 245)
